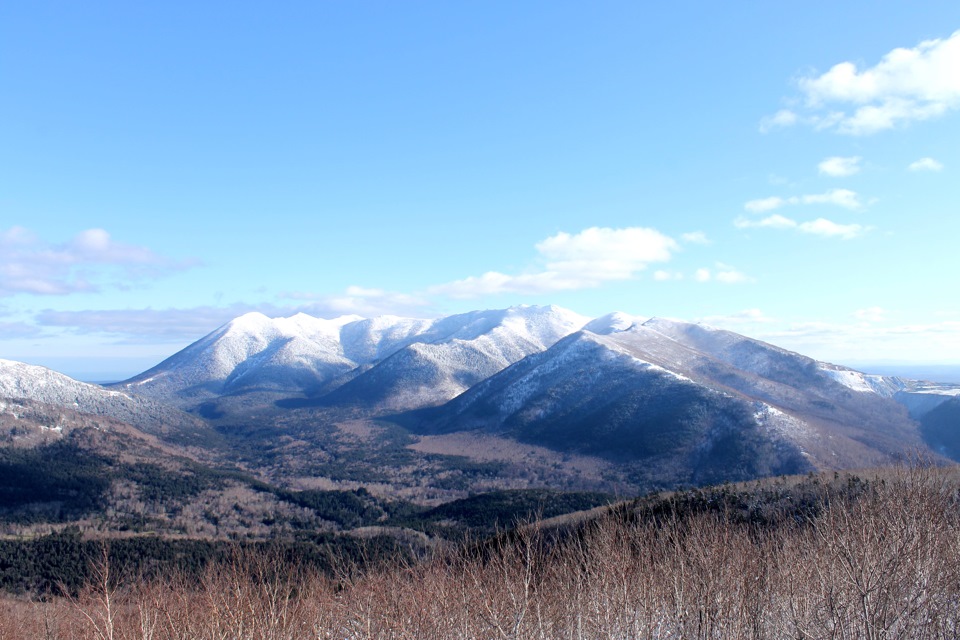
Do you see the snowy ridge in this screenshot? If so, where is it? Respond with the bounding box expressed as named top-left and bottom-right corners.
top-left (310, 305), bottom-right (593, 411)
top-left (112, 304), bottom-right (913, 434)
top-left (491, 333), bottom-right (617, 418)
top-left (0, 359), bottom-right (206, 437)
top-left (583, 311), bottom-right (647, 335)
top-left (818, 365), bottom-right (905, 396)
top-left (408, 316), bottom-right (924, 477)
top-left (1, 358), bottom-right (130, 405)
top-left (118, 305), bottom-right (592, 408)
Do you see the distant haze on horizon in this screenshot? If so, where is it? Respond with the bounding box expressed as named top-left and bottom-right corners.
top-left (2, 2), bottom-right (959, 374)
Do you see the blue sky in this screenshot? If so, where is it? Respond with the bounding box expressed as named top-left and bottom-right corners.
top-left (2, 1), bottom-right (959, 379)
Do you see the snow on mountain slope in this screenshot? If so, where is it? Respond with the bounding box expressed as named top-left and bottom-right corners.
top-left (338, 316), bottom-right (435, 364)
top-left (0, 359), bottom-right (210, 439)
top-left (118, 311), bottom-right (368, 403)
top-left (115, 304), bottom-right (916, 450)
top-left (1, 358), bottom-right (126, 406)
top-left (639, 317), bottom-right (810, 379)
top-left (636, 317), bottom-right (907, 400)
top-left (583, 311), bottom-right (647, 335)
top-left (596, 322), bottom-right (920, 459)
top-left (317, 305), bottom-right (591, 411)
top-left (818, 365), bottom-right (905, 396)
top-left (118, 305), bottom-right (590, 410)
top-left (399, 319), bottom-right (926, 476)
top-left (399, 331), bottom-right (812, 487)
top-left (449, 330), bottom-right (684, 422)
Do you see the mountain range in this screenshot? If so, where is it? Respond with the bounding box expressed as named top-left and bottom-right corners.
top-left (116, 306), bottom-right (590, 412)
top-left (3, 305), bottom-right (959, 505)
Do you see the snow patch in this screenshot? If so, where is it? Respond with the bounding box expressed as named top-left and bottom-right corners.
top-left (754, 403), bottom-right (813, 441)
top-left (818, 365), bottom-right (902, 396)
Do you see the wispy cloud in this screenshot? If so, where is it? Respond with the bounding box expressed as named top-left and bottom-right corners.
top-left (681, 231), bottom-right (711, 245)
top-left (798, 218), bottom-right (869, 239)
top-left (0, 226), bottom-right (197, 296)
top-left (282, 286), bottom-right (432, 317)
top-left (761, 319), bottom-right (960, 362)
top-left (743, 197), bottom-right (787, 214)
top-left (653, 270), bottom-right (683, 281)
top-left (763, 30), bottom-right (960, 135)
top-left (0, 321), bottom-right (45, 339)
top-left (34, 305), bottom-right (263, 342)
top-left (33, 285), bottom-right (438, 344)
top-left (735, 215), bottom-right (869, 239)
top-left (737, 187), bottom-right (870, 240)
top-left (734, 214), bottom-right (797, 230)
top-left (429, 226), bottom-right (679, 298)
top-left (744, 189), bottom-right (864, 213)
top-left (908, 157), bottom-right (944, 172)
top-left (854, 306), bottom-right (886, 323)
top-left (818, 156), bottom-right (862, 177)
top-left (700, 308), bottom-right (776, 326)
top-left (759, 109), bottom-right (799, 133)
top-left (693, 263), bottom-right (753, 284)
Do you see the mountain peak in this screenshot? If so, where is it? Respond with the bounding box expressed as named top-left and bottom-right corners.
top-left (219, 311), bottom-right (277, 338)
top-left (585, 312), bottom-right (646, 335)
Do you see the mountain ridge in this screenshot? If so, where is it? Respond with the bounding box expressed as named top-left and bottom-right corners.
top-left (115, 304), bottom-right (592, 412)
top-left (4, 304), bottom-right (956, 501)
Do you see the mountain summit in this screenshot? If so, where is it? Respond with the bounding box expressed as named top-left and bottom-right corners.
top-left (116, 305), bottom-right (591, 410)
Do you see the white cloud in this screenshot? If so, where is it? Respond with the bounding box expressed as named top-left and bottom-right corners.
top-left (854, 306), bottom-right (886, 323)
top-left (715, 263), bottom-right (753, 284)
top-left (908, 157), bottom-right (944, 172)
top-left (797, 218), bottom-right (868, 239)
top-left (681, 231), bottom-right (711, 245)
top-left (735, 214), bottom-right (868, 239)
top-left (0, 226), bottom-right (196, 296)
top-left (430, 226), bottom-right (679, 298)
top-left (744, 197), bottom-right (786, 213)
top-left (800, 188), bottom-right (863, 209)
top-left (735, 213), bottom-right (798, 230)
top-left (694, 263), bottom-right (752, 284)
top-left (284, 286), bottom-right (431, 317)
top-left (767, 30), bottom-right (960, 135)
top-left (759, 109), bottom-right (799, 133)
top-left (818, 156), bottom-right (862, 177)
top-left (743, 189), bottom-right (864, 213)
top-left (653, 270), bottom-right (683, 281)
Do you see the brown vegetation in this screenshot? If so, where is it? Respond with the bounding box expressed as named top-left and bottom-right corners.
top-left (1, 464), bottom-right (959, 639)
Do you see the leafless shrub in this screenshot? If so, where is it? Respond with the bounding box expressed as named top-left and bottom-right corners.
top-left (3, 462), bottom-right (959, 639)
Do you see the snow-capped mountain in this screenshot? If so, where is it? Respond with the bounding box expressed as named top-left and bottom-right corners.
top-left (117, 305), bottom-right (591, 410)
top-left (399, 318), bottom-right (925, 479)
top-left (320, 305), bottom-right (591, 411)
top-left (0, 358), bottom-right (211, 442)
top-left (7, 305), bottom-right (953, 493)
top-left (117, 312), bottom-right (363, 402)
